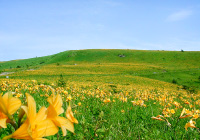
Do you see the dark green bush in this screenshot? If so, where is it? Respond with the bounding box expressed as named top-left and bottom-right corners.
top-left (172, 79), bottom-right (177, 84)
top-left (57, 74), bottom-right (66, 87)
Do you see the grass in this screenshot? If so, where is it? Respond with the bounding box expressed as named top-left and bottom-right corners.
top-left (0, 49), bottom-right (200, 139)
top-left (0, 79), bottom-right (200, 139)
top-left (1, 49), bottom-right (199, 68)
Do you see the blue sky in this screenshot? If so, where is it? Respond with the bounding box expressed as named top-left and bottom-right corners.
top-left (1, 0), bottom-right (200, 61)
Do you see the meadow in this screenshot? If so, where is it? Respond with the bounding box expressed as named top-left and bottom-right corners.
top-left (0, 49), bottom-right (200, 139)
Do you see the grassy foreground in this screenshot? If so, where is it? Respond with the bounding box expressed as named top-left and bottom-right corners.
top-left (0, 49), bottom-right (200, 139)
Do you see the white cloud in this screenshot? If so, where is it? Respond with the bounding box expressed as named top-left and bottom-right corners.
top-left (166, 10), bottom-right (193, 21)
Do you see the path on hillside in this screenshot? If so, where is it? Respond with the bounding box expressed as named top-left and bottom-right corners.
top-left (0, 72), bottom-right (15, 76)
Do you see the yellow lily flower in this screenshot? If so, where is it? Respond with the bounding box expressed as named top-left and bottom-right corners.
top-left (3, 93), bottom-right (58, 140)
top-left (66, 105), bottom-right (78, 124)
top-left (78, 102), bottom-right (81, 106)
top-left (47, 93), bottom-right (74, 136)
top-left (47, 93), bottom-right (64, 115)
top-left (151, 115), bottom-right (164, 121)
top-left (173, 101), bottom-right (180, 107)
top-left (179, 108), bottom-right (192, 119)
top-left (0, 92), bottom-right (21, 128)
top-left (180, 108), bottom-right (186, 117)
top-left (151, 115), bottom-right (171, 126)
top-left (103, 98), bottom-right (111, 103)
top-left (185, 119), bottom-right (197, 131)
top-left (193, 114), bottom-right (199, 119)
top-left (180, 114), bottom-right (193, 119)
top-left (170, 109), bottom-right (175, 114)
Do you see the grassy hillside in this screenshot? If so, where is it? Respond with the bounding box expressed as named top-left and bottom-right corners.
top-left (1, 49), bottom-right (200, 69)
top-left (0, 49), bottom-right (200, 139)
top-left (0, 49), bottom-right (200, 90)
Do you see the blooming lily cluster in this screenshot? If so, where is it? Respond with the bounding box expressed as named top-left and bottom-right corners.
top-left (0, 91), bottom-right (78, 140)
top-left (152, 107), bottom-right (200, 131)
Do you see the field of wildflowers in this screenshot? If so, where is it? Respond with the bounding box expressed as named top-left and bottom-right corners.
top-left (0, 77), bottom-right (199, 139)
top-left (0, 50), bottom-right (200, 139)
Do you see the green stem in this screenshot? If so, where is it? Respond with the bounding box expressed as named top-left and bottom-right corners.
top-left (8, 114), bottom-right (18, 130)
top-left (18, 117), bottom-right (22, 128)
top-left (57, 133), bottom-right (59, 140)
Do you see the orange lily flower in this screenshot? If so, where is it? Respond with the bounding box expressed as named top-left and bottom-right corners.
top-left (193, 114), bottom-right (199, 119)
top-left (185, 119), bottom-right (197, 131)
top-left (3, 93), bottom-right (58, 140)
top-left (180, 108), bottom-right (186, 117)
top-left (151, 115), bottom-right (171, 126)
top-left (179, 108), bottom-right (192, 119)
top-left (103, 98), bottom-right (111, 103)
top-left (170, 109), bottom-right (175, 114)
top-left (66, 105), bottom-right (78, 124)
top-left (47, 93), bottom-right (74, 136)
top-left (151, 115), bottom-right (164, 121)
top-left (0, 92), bottom-right (21, 128)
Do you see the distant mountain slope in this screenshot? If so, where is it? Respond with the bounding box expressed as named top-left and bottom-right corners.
top-left (0, 49), bottom-right (200, 90)
top-left (0, 49), bottom-right (200, 71)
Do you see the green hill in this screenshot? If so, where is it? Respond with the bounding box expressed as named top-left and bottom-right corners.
top-left (1, 49), bottom-right (199, 68)
top-left (0, 49), bottom-right (200, 90)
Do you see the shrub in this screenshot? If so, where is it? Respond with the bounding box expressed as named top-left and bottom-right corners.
top-left (182, 85), bottom-right (188, 90)
top-left (57, 74), bottom-right (66, 87)
top-left (40, 61), bottom-right (45, 64)
top-left (172, 79), bottom-right (177, 84)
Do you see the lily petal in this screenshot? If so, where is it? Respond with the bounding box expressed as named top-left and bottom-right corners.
top-left (0, 95), bottom-right (8, 115)
top-left (7, 97), bottom-right (21, 115)
top-left (0, 118), bottom-right (7, 128)
top-left (54, 116), bottom-right (74, 134)
top-left (12, 120), bottom-right (31, 139)
top-left (185, 119), bottom-right (196, 130)
top-left (66, 106), bottom-right (78, 124)
top-left (26, 93), bottom-right (36, 124)
top-left (179, 114), bottom-right (192, 119)
top-left (49, 94), bottom-right (64, 115)
top-left (34, 119), bottom-right (58, 138)
top-left (180, 108), bottom-right (186, 117)
top-left (35, 107), bottom-right (47, 124)
top-left (47, 104), bottom-right (58, 118)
